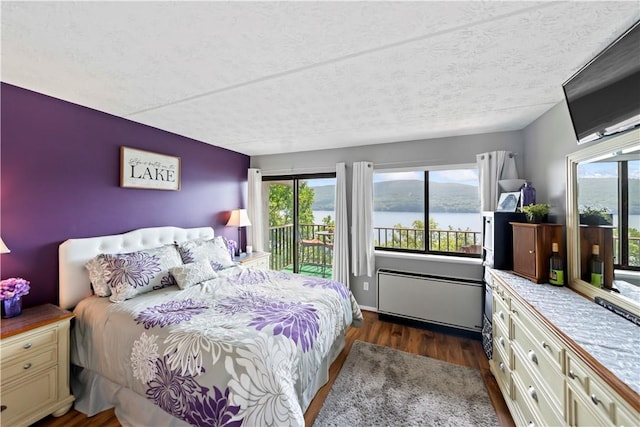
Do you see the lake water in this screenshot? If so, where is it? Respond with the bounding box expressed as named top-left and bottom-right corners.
top-left (314, 211), bottom-right (640, 231)
top-left (314, 211), bottom-right (482, 231)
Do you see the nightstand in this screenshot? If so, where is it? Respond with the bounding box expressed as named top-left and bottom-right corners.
top-left (236, 251), bottom-right (271, 269)
top-left (0, 304), bottom-right (75, 426)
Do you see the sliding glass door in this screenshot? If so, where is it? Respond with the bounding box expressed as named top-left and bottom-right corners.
top-left (264, 173), bottom-right (335, 277)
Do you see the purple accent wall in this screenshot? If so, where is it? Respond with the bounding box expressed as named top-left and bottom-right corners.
top-left (0, 83), bottom-right (250, 308)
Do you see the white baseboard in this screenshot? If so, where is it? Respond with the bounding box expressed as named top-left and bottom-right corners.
top-left (358, 305), bottom-right (377, 312)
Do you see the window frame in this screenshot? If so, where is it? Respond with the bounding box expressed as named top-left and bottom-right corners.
top-left (373, 164), bottom-right (481, 258)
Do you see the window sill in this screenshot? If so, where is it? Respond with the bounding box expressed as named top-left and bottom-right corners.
top-left (374, 250), bottom-right (483, 265)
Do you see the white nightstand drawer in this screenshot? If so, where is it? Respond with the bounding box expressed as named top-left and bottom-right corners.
top-left (1, 344), bottom-right (57, 382)
top-left (2, 328), bottom-right (57, 360)
top-left (0, 367), bottom-right (58, 426)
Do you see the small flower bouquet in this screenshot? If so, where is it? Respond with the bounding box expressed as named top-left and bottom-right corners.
top-left (1, 277), bottom-right (30, 318)
top-left (227, 239), bottom-right (238, 258)
top-left (0, 277), bottom-right (30, 300)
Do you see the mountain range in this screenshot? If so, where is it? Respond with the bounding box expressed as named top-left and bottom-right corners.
top-left (311, 177), bottom-right (639, 214)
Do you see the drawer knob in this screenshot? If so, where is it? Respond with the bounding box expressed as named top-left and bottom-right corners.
top-left (511, 309), bottom-right (518, 316)
top-left (499, 337), bottom-right (505, 347)
top-left (23, 342), bottom-right (32, 349)
top-left (528, 350), bottom-right (538, 365)
top-left (541, 341), bottom-right (548, 350)
top-left (0, 405), bottom-right (6, 412)
top-left (527, 422), bottom-right (536, 427)
top-left (23, 362), bottom-right (32, 370)
top-left (499, 362), bottom-right (505, 373)
top-left (528, 386), bottom-right (538, 402)
top-left (568, 370), bottom-right (576, 380)
top-left (499, 311), bottom-right (504, 320)
top-left (591, 394), bottom-right (600, 405)
top-left (529, 250), bottom-right (535, 254)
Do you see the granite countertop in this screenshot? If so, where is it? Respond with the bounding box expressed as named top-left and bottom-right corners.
top-left (493, 270), bottom-right (640, 396)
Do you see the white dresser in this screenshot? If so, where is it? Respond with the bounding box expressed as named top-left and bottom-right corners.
top-left (489, 269), bottom-right (639, 427)
top-left (0, 304), bottom-right (75, 426)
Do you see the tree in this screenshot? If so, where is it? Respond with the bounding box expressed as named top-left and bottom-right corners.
top-left (268, 182), bottom-right (316, 227)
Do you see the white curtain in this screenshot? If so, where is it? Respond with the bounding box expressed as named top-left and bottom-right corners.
top-left (332, 163), bottom-right (349, 287)
top-left (351, 161), bottom-right (375, 277)
top-left (247, 168), bottom-right (264, 251)
top-left (476, 151), bottom-right (518, 211)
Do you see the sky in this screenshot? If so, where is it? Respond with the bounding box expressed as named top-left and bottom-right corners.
top-left (578, 160), bottom-right (639, 179)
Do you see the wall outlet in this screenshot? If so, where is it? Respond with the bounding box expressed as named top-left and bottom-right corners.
top-left (363, 281), bottom-right (369, 291)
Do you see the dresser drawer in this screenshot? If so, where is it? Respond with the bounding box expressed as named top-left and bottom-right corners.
top-left (511, 318), bottom-right (564, 408)
top-left (510, 297), bottom-right (563, 369)
top-left (0, 367), bottom-right (58, 426)
top-left (512, 373), bottom-right (544, 427)
top-left (493, 320), bottom-right (511, 367)
top-left (1, 345), bottom-right (57, 382)
top-left (566, 352), bottom-right (616, 425)
top-left (1, 328), bottom-right (57, 361)
top-left (493, 292), bottom-right (511, 333)
top-left (251, 257), bottom-right (269, 269)
top-left (513, 349), bottom-right (565, 425)
top-left (492, 340), bottom-right (512, 399)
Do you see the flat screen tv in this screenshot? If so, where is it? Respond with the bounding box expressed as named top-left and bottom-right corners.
top-left (563, 21), bottom-right (640, 144)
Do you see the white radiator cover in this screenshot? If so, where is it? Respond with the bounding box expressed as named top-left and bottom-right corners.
top-left (377, 269), bottom-right (483, 332)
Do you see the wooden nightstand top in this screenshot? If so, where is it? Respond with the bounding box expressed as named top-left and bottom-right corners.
top-left (236, 251), bottom-right (270, 264)
top-left (1, 304), bottom-right (73, 340)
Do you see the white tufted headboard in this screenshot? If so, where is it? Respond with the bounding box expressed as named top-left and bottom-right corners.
top-left (59, 226), bottom-right (214, 309)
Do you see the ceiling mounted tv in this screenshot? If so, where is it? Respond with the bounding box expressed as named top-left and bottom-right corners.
top-left (563, 20), bottom-right (640, 144)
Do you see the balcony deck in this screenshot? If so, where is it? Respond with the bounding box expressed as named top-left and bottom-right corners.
top-left (269, 223), bottom-right (481, 279)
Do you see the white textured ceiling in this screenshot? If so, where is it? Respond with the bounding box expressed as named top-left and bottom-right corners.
top-left (2, 2), bottom-right (639, 156)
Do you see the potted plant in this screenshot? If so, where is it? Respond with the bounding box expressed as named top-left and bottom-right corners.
top-left (579, 206), bottom-right (613, 226)
top-left (520, 203), bottom-right (550, 223)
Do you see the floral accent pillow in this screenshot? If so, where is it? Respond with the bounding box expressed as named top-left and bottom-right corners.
top-left (102, 245), bottom-right (183, 303)
top-left (85, 256), bottom-right (111, 297)
top-left (169, 260), bottom-right (218, 289)
top-left (177, 237), bottom-right (235, 271)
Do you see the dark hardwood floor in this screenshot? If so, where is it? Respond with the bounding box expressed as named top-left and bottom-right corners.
top-left (34, 311), bottom-right (514, 427)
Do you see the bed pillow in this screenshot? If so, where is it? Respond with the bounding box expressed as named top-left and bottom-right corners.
top-left (177, 236), bottom-right (235, 271)
top-left (102, 244), bottom-right (183, 303)
top-left (85, 256), bottom-right (111, 297)
top-left (169, 260), bottom-right (218, 289)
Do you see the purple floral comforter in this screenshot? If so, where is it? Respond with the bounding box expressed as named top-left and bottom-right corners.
top-left (71, 267), bottom-right (363, 427)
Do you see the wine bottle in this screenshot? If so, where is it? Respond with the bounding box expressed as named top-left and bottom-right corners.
top-left (548, 242), bottom-right (564, 286)
top-left (590, 245), bottom-right (604, 288)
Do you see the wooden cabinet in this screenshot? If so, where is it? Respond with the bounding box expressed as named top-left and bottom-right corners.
top-left (0, 304), bottom-right (75, 426)
top-left (511, 223), bottom-right (563, 283)
top-left (489, 272), bottom-right (640, 427)
top-left (579, 225), bottom-right (614, 289)
top-left (236, 251), bottom-right (270, 269)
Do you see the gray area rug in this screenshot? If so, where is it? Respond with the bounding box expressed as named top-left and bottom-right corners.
top-left (313, 340), bottom-right (498, 427)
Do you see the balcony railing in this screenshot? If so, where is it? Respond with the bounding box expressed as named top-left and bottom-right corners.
top-left (269, 224), bottom-right (481, 273)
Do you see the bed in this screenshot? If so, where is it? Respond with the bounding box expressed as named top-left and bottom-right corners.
top-left (59, 226), bottom-right (362, 426)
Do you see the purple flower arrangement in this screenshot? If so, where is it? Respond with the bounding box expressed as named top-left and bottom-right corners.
top-left (0, 277), bottom-right (30, 300)
top-left (227, 239), bottom-right (238, 258)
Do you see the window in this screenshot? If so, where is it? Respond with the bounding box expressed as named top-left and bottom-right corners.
top-left (578, 157), bottom-right (639, 269)
top-left (373, 167), bottom-right (481, 256)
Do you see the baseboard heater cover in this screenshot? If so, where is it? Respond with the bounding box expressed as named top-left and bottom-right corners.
top-left (377, 269), bottom-right (483, 332)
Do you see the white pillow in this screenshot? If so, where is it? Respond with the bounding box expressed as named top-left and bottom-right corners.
top-left (177, 236), bottom-right (235, 271)
top-left (170, 260), bottom-right (218, 289)
top-left (85, 256), bottom-right (111, 297)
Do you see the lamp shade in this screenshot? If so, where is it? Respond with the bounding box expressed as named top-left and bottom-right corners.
top-left (0, 238), bottom-right (10, 254)
top-left (226, 209), bottom-right (252, 227)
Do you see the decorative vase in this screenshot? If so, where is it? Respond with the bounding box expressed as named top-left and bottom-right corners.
top-left (1, 295), bottom-right (22, 318)
top-left (520, 182), bottom-right (536, 208)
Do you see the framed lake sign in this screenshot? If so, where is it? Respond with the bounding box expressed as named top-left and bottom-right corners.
top-left (120, 146), bottom-right (181, 190)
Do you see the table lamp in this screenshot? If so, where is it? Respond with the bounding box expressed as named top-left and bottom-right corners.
top-left (226, 209), bottom-right (252, 255)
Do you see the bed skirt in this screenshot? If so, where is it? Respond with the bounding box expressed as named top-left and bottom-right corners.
top-left (71, 332), bottom-right (346, 426)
